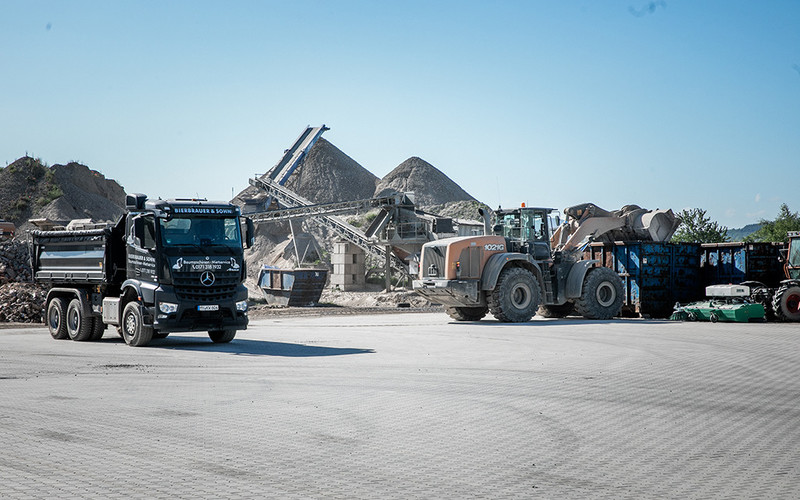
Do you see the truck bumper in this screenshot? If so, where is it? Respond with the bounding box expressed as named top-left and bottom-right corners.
top-left (149, 285), bottom-right (249, 333)
top-left (412, 279), bottom-right (484, 307)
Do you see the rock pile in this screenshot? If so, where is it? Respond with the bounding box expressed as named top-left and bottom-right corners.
top-left (0, 283), bottom-right (45, 323)
top-left (0, 241), bottom-right (32, 284)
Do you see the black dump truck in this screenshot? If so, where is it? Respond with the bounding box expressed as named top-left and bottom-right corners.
top-left (31, 193), bottom-right (254, 347)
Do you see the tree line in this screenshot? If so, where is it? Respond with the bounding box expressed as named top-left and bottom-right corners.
top-left (671, 204), bottom-right (800, 244)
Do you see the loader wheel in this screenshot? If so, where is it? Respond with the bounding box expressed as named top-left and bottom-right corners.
top-left (121, 302), bottom-right (153, 347)
top-left (772, 284), bottom-right (800, 322)
top-left (66, 298), bottom-right (93, 341)
top-left (537, 303), bottom-right (574, 318)
top-left (208, 329), bottom-right (236, 343)
top-left (446, 306), bottom-right (489, 321)
top-left (574, 267), bottom-right (624, 320)
top-left (89, 316), bottom-right (106, 341)
top-left (487, 267), bottom-right (541, 323)
top-left (47, 298), bottom-right (69, 340)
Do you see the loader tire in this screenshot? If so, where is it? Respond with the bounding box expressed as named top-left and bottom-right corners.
top-left (47, 298), bottom-right (69, 340)
top-left (446, 306), bottom-right (488, 321)
top-left (574, 267), bottom-right (624, 320)
top-left (66, 298), bottom-right (93, 341)
top-left (772, 284), bottom-right (800, 322)
top-left (487, 267), bottom-right (541, 323)
top-left (121, 302), bottom-right (153, 347)
top-left (537, 303), bottom-right (574, 318)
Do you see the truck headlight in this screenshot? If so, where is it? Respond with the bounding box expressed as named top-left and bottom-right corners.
top-left (235, 300), bottom-right (248, 312)
top-left (159, 302), bottom-right (178, 314)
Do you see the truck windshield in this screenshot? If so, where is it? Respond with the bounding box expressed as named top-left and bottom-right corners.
top-left (159, 216), bottom-right (242, 248)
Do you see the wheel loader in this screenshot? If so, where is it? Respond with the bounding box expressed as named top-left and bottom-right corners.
top-left (413, 205), bottom-right (624, 322)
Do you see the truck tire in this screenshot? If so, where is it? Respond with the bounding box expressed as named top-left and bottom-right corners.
top-left (574, 267), bottom-right (624, 320)
top-left (89, 317), bottom-right (105, 341)
top-left (46, 298), bottom-right (69, 340)
top-left (772, 284), bottom-right (800, 322)
top-left (66, 298), bottom-right (93, 341)
top-left (445, 306), bottom-right (488, 321)
top-left (487, 267), bottom-right (541, 323)
top-left (537, 302), bottom-right (574, 318)
top-left (121, 302), bottom-right (153, 347)
top-left (208, 329), bottom-right (236, 343)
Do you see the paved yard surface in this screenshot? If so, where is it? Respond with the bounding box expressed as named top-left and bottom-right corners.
top-left (1, 314), bottom-right (799, 499)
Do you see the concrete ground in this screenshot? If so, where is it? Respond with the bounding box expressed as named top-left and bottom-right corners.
top-left (1, 313), bottom-right (798, 499)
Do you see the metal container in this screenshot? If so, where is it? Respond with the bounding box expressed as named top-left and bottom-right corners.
top-left (584, 242), bottom-right (703, 318)
top-left (700, 242), bottom-right (785, 288)
top-left (258, 266), bottom-right (328, 307)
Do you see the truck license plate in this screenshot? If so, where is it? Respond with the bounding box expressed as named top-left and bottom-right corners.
top-left (197, 305), bottom-right (219, 311)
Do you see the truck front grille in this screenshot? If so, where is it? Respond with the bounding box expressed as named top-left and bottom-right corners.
top-left (173, 271), bottom-right (239, 302)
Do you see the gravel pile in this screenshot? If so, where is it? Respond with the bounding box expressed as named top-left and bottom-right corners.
top-left (374, 156), bottom-right (475, 208)
top-left (0, 282), bottom-right (46, 323)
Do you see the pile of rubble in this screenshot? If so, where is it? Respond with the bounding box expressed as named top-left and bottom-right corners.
top-left (0, 283), bottom-right (45, 323)
top-left (0, 241), bottom-right (32, 284)
top-left (0, 241), bottom-right (46, 323)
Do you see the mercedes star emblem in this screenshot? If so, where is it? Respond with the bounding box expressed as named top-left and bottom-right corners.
top-left (200, 271), bottom-right (215, 287)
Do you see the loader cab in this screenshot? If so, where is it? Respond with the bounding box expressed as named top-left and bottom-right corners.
top-left (493, 207), bottom-right (559, 260)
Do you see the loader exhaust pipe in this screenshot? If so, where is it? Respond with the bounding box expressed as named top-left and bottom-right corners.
top-left (478, 208), bottom-right (491, 236)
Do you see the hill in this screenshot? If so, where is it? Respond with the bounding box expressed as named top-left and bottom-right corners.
top-left (727, 223), bottom-right (761, 242)
top-left (0, 157), bottom-right (126, 231)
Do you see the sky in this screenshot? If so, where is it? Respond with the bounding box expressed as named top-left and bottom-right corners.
top-left (1, 0), bottom-right (798, 229)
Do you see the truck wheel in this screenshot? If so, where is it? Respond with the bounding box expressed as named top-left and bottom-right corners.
top-left (487, 267), bottom-right (541, 323)
top-left (66, 298), bottom-right (93, 341)
top-left (208, 329), bottom-right (236, 343)
top-left (772, 284), bottom-right (800, 322)
top-left (445, 306), bottom-right (488, 321)
top-left (47, 298), bottom-right (69, 340)
top-left (537, 303), bottom-right (574, 318)
top-left (89, 317), bottom-right (106, 341)
top-left (574, 267), bottom-right (624, 320)
top-left (121, 302), bottom-right (153, 347)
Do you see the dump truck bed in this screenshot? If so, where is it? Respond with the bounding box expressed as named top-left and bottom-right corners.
top-left (31, 228), bottom-right (114, 284)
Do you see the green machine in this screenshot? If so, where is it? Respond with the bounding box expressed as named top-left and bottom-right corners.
top-left (671, 285), bottom-right (766, 323)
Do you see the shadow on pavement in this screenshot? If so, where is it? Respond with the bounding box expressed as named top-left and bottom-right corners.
top-left (144, 336), bottom-right (375, 357)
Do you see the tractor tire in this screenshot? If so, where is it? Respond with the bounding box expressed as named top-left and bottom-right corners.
top-left (46, 298), bottom-right (69, 340)
top-left (772, 284), bottom-right (800, 322)
top-left (209, 329), bottom-right (236, 343)
top-left (537, 302), bottom-right (574, 318)
top-left (89, 316), bottom-right (106, 341)
top-left (446, 306), bottom-right (489, 321)
top-left (487, 267), bottom-right (541, 323)
top-left (574, 267), bottom-right (624, 320)
top-left (66, 298), bottom-right (93, 341)
top-left (121, 302), bottom-right (153, 347)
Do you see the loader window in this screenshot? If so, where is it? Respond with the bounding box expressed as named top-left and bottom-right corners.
top-left (520, 210), bottom-right (547, 242)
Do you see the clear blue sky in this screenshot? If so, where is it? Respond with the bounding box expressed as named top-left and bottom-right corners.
top-left (2, 1), bottom-right (798, 228)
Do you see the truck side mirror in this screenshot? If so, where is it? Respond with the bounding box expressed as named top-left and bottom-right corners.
top-left (132, 216), bottom-right (156, 250)
top-left (245, 218), bottom-right (255, 248)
